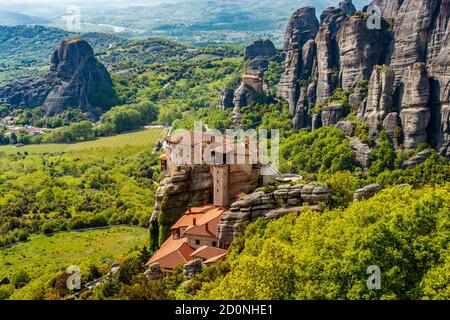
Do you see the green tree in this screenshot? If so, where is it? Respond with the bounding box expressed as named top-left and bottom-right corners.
top-left (12, 270), bottom-right (30, 289)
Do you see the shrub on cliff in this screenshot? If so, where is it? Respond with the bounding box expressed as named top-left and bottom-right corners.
top-left (280, 127), bottom-right (356, 175)
top-left (183, 185), bottom-right (450, 300)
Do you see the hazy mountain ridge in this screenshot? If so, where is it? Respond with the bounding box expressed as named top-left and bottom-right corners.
top-left (0, 0), bottom-right (368, 45)
top-left (0, 9), bottom-right (49, 26)
top-left (0, 25), bottom-right (124, 83)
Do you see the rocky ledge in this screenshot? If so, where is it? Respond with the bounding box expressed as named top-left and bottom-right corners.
top-left (217, 183), bottom-right (331, 246)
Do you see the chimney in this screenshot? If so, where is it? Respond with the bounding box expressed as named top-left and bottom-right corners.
top-left (188, 205), bottom-right (192, 214)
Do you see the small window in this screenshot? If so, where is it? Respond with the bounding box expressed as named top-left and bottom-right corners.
top-left (212, 241), bottom-right (217, 247)
top-left (195, 239), bottom-right (200, 245)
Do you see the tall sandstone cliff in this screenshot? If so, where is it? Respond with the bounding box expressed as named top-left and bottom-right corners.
top-left (0, 38), bottom-right (114, 117)
top-left (278, 6), bottom-right (319, 129)
top-left (277, 0), bottom-right (450, 157)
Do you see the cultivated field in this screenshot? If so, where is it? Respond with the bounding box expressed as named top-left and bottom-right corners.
top-left (0, 127), bottom-right (167, 154)
top-left (0, 226), bottom-right (149, 299)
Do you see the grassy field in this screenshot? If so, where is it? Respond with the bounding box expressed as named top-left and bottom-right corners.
top-left (0, 127), bottom-right (167, 154)
top-left (0, 226), bottom-right (149, 299)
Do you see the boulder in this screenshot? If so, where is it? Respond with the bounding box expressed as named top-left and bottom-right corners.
top-left (145, 263), bottom-right (164, 280)
top-left (311, 113), bottom-right (322, 130)
top-left (0, 277), bottom-right (10, 286)
top-left (183, 259), bottom-right (203, 280)
top-left (249, 57), bottom-right (270, 71)
top-left (350, 137), bottom-right (371, 169)
top-left (301, 184), bottom-right (332, 204)
top-left (336, 120), bottom-right (355, 136)
top-left (354, 184), bottom-right (382, 201)
top-left (401, 149), bottom-right (433, 168)
top-left (321, 104), bottom-right (344, 127)
top-left (244, 39), bottom-right (277, 61)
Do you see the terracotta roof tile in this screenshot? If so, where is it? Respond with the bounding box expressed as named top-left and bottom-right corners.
top-left (171, 205), bottom-right (226, 231)
top-left (191, 246), bottom-right (228, 260)
top-left (146, 205), bottom-right (227, 271)
top-left (203, 252), bottom-right (228, 265)
top-left (146, 237), bottom-right (194, 270)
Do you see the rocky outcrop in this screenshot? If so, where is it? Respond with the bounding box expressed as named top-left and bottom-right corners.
top-left (354, 184), bottom-right (382, 201)
top-left (439, 104), bottom-right (450, 158)
top-left (249, 57), bottom-right (269, 71)
top-left (373, 0), bottom-right (404, 18)
top-left (183, 259), bottom-right (203, 280)
top-left (337, 15), bottom-right (390, 91)
top-left (388, 0), bottom-right (439, 86)
top-left (311, 113), bottom-right (322, 130)
top-left (372, 0), bottom-right (450, 155)
top-left (316, 3), bottom-right (390, 103)
top-left (427, 2), bottom-right (450, 156)
top-left (350, 137), bottom-right (371, 169)
top-left (321, 103), bottom-right (344, 127)
top-left (221, 88), bottom-right (235, 109)
top-left (274, 0), bottom-right (450, 158)
top-left (244, 39), bottom-right (277, 61)
top-left (426, 0), bottom-right (450, 64)
top-left (351, 88), bottom-right (367, 116)
top-left (0, 38), bottom-right (114, 118)
top-left (278, 6), bottom-right (320, 128)
top-left (315, 12), bottom-right (342, 104)
top-left (401, 149), bottom-right (433, 168)
top-left (399, 63), bottom-right (431, 149)
top-left (151, 167), bottom-right (213, 244)
top-left (145, 262), bottom-right (164, 280)
top-left (339, 0), bottom-right (357, 16)
top-left (217, 183), bottom-right (331, 246)
top-left (225, 39), bottom-right (275, 114)
top-left (362, 67), bottom-right (395, 136)
top-left (336, 120), bottom-right (355, 136)
top-left (383, 112), bottom-right (402, 148)
top-left (152, 160), bottom-right (260, 246)
top-left (233, 73), bottom-right (268, 109)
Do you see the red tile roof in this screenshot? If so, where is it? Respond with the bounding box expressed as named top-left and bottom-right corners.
top-left (191, 245), bottom-right (228, 260)
top-left (171, 205), bottom-right (226, 234)
top-left (203, 252), bottom-right (228, 265)
top-left (145, 237), bottom-right (194, 271)
top-left (146, 205), bottom-right (227, 272)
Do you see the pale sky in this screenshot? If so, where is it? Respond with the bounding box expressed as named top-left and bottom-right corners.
top-left (2, 0), bottom-right (177, 5)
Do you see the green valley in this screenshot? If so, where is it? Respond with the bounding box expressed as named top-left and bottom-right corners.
top-left (0, 226), bottom-right (148, 300)
top-left (0, 127), bottom-right (166, 154)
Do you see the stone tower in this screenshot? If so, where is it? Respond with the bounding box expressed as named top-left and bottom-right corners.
top-left (213, 165), bottom-right (229, 207)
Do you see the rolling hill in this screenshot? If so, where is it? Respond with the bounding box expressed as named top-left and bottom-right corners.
top-left (0, 9), bottom-right (48, 26)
